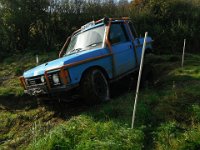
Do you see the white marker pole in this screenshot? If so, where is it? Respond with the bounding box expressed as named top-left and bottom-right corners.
top-left (181, 39), bottom-right (186, 68)
top-left (131, 32), bottom-right (148, 129)
top-left (36, 55), bottom-right (39, 65)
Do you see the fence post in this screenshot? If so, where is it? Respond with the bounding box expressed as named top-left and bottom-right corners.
top-left (36, 55), bottom-right (39, 65)
top-left (181, 39), bottom-right (186, 67)
top-left (131, 32), bottom-right (148, 129)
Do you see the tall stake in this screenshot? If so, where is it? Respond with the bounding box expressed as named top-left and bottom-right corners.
top-left (181, 39), bottom-right (186, 67)
top-left (131, 32), bottom-right (148, 129)
top-left (36, 55), bottom-right (39, 65)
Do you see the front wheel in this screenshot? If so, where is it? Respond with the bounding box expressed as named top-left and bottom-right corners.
top-left (80, 69), bottom-right (110, 105)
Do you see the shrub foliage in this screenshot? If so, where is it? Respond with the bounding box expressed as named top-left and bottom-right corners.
top-left (0, 0), bottom-right (200, 59)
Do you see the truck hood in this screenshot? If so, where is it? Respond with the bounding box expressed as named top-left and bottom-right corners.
top-left (23, 47), bottom-right (107, 78)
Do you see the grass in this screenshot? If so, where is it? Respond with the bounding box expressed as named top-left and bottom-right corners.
top-left (0, 52), bottom-right (200, 149)
top-left (0, 51), bottom-right (57, 97)
top-left (0, 105), bottom-right (58, 149)
top-left (27, 115), bottom-right (144, 150)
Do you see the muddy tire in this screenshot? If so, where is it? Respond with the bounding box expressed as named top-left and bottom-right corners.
top-left (80, 69), bottom-right (110, 105)
top-left (140, 64), bottom-right (155, 88)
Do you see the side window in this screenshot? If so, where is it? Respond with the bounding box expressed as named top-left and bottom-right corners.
top-left (128, 22), bottom-right (138, 38)
top-left (109, 23), bottom-right (129, 45)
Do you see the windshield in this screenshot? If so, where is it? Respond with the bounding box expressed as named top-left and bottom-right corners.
top-left (65, 25), bottom-right (105, 55)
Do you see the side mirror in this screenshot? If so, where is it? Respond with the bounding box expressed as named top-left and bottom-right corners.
top-left (103, 17), bottom-right (109, 26)
top-left (137, 38), bottom-right (140, 44)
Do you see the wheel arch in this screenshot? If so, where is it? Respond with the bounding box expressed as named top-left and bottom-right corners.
top-left (80, 65), bottom-right (110, 83)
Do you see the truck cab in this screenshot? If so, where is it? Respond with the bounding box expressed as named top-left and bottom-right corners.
top-left (20, 17), bottom-right (153, 104)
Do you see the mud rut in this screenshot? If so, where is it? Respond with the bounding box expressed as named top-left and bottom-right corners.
top-left (0, 75), bottom-right (137, 118)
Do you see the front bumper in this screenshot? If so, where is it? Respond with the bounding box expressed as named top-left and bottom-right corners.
top-left (25, 83), bottom-right (48, 95)
top-left (25, 83), bottom-right (79, 96)
top-left (21, 65), bottom-right (74, 96)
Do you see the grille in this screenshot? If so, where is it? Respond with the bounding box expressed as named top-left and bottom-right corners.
top-left (27, 76), bottom-right (43, 86)
top-left (26, 72), bottom-right (62, 87)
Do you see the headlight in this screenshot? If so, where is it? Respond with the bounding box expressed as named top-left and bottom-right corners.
top-left (41, 76), bottom-right (45, 83)
top-left (52, 74), bottom-right (60, 84)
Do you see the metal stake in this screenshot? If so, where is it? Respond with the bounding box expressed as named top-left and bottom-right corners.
top-left (131, 32), bottom-right (148, 129)
top-left (181, 39), bottom-right (186, 67)
top-left (36, 55), bottom-right (39, 65)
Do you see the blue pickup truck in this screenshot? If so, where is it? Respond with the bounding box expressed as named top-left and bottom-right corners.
top-left (20, 17), bottom-right (153, 104)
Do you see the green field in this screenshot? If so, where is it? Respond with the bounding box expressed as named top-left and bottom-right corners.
top-left (0, 53), bottom-right (200, 149)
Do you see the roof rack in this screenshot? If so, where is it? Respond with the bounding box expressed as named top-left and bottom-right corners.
top-left (74, 17), bottom-right (131, 35)
top-left (95, 17), bottom-right (131, 24)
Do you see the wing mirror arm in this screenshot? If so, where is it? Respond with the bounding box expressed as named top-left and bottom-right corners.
top-left (59, 36), bottom-right (71, 58)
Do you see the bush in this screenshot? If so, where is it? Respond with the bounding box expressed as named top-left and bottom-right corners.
top-left (191, 105), bottom-right (200, 122)
top-left (130, 0), bottom-right (200, 53)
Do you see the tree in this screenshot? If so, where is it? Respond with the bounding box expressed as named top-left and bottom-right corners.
top-left (0, 0), bottom-right (49, 51)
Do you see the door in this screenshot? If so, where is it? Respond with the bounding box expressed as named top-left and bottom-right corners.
top-left (127, 21), bottom-right (143, 64)
top-left (109, 23), bottom-right (136, 76)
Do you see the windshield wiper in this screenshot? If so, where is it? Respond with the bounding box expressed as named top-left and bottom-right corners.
top-left (85, 41), bottom-right (102, 48)
top-left (66, 48), bottom-right (82, 55)
top-left (70, 48), bottom-right (82, 53)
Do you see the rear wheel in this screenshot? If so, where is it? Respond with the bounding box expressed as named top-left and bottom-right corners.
top-left (80, 69), bottom-right (110, 105)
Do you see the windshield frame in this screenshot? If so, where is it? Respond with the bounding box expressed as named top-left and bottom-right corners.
top-left (65, 23), bottom-right (106, 56)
